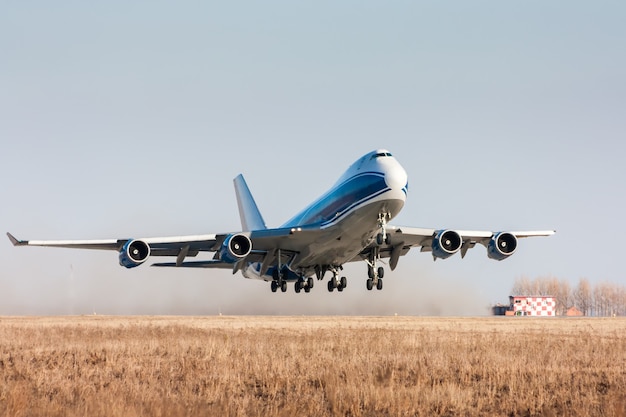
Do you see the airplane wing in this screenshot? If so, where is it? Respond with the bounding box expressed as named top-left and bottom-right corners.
top-left (7, 232), bottom-right (221, 267)
top-left (7, 232), bottom-right (219, 253)
top-left (360, 226), bottom-right (556, 270)
top-left (6, 226), bottom-right (320, 273)
top-left (7, 225), bottom-right (554, 276)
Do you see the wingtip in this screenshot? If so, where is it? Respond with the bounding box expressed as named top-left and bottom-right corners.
top-left (7, 232), bottom-right (22, 246)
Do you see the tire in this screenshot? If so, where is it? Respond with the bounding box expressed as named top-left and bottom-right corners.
top-left (327, 280), bottom-right (334, 292)
top-left (377, 279), bottom-right (383, 290)
top-left (307, 277), bottom-right (314, 289)
top-left (376, 233), bottom-right (384, 245)
top-left (295, 282), bottom-right (301, 293)
top-left (271, 281), bottom-right (278, 293)
top-left (366, 279), bottom-right (373, 291)
top-left (377, 267), bottom-right (384, 279)
top-left (340, 276), bottom-right (347, 289)
top-left (281, 281), bottom-right (287, 292)
top-left (368, 266), bottom-right (374, 279)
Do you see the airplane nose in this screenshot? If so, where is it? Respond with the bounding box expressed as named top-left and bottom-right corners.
top-left (384, 161), bottom-right (408, 194)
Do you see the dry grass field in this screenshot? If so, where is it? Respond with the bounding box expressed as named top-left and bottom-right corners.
top-left (1, 316), bottom-right (625, 417)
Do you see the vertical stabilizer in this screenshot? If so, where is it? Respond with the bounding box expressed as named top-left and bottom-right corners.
top-left (233, 174), bottom-right (267, 231)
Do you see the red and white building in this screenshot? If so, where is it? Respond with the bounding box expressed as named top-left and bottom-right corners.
top-left (508, 296), bottom-right (555, 316)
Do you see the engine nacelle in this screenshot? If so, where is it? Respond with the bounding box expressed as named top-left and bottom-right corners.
top-left (219, 233), bottom-right (252, 264)
top-left (432, 229), bottom-right (462, 259)
top-left (119, 239), bottom-right (150, 268)
top-left (488, 232), bottom-right (518, 261)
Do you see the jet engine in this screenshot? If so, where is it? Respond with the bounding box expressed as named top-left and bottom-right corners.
top-left (432, 229), bottom-right (462, 259)
top-left (219, 233), bottom-right (252, 264)
top-left (119, 239), bottom-right (150, 268)
top-left (488, 232), bottom-right (518, 261)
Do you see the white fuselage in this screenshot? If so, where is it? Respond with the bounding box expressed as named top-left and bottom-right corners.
top-left (242, 150), bottom-right (408, 281)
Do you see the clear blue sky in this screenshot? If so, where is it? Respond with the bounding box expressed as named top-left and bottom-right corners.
top-left (1, 1), bottom-right (624, 315)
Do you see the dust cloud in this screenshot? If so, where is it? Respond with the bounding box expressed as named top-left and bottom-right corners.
top-left (0, 257), bottom-right (491, 316)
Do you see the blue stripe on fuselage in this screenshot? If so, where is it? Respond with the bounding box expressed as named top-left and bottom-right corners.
top-left (282, 172), bottom-right (389, 228)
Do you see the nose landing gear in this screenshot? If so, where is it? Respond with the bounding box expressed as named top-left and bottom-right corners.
top-left (376, 212), bottom-right (392, 246)
top-left (366, 245), bottom-right (385, 291)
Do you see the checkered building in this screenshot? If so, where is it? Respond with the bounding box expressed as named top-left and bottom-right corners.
top-left (509, 296), bottom-right (555, 316)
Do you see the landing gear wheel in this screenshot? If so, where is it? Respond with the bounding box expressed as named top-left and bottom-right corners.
top-left (368, 266), bottom-right (374, 279)
top-left (281, 281), bottom-right (287, 293)
top-left (271, 281), bottom-right (278, 293)
top-left (295, 282), bottom-right (301, 293)
top-left (377, 267), bottom-right (384, 279)
top-left (366, 279), bottom-right (373, 291)
top-left (340, 276), bottom-right (347, 289)
top-left (307, 277), bottom-right (314, 290)
top-left (377, 279), bottom-right (383, 290)
top-left (273, 269), bottom-right (284, 287)
top-left (376, 233), bottom-right (384, 246)
top-left (327, 267), bottom-right (344, 293)
top-left (304, 285), bottom-right (311, 293)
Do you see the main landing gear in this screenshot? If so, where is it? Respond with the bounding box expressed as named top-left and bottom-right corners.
top-left (295, 277), bottom-right (314, 294)
top-left (270, 279), bottom-right (287, 293)
top-left (271, 268), bottom-right (314, 294)
top-left (327, 267), bottom-right (347, 292)
top-left (325, 262), bottom-right (384, 292)
top-left (271, 268), bottom-right (288, 293)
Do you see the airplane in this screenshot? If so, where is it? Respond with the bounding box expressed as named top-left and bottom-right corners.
top-left (7, 149), bottom-right (555, 294)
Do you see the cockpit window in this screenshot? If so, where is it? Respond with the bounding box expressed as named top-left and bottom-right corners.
top-left (370, 152), bottom-right (393, 160)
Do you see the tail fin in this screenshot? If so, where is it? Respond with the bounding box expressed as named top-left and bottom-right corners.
top-left (233, 174), bottom-right (267, 231)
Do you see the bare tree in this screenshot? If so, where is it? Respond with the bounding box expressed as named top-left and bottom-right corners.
top-left (593, 284), bottom-right (605, 316)
top-left (574, 278), bottom-right (592, 316)
top-left (617, 286), bottom-right (626, 316)
top-left (511, 276), bottom-right (532, 296)
top-left (597, 282), bottom-right (619, 317)
top-left (554, 278), bottom-right (571, 316)
top-left (531, 277), bottom-right (544, 295)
